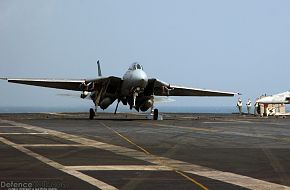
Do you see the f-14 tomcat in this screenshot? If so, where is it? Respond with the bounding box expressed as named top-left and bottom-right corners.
top-left (1, 62), bottom-right (237, 120)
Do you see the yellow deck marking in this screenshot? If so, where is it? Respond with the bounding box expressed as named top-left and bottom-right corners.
top-left (2, 119), bottom-right (290, 190)
top-left (100, 122), bottom-right (150, 155)
top-left (99, 122), bottom-right (209, 190)
top-left (175, 170), bottom-right (209, 190)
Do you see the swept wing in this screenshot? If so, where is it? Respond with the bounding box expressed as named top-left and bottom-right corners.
top-left (1, 77), bottom-right (122, 92)
top-left (149, 79), bottom-right (237, 97)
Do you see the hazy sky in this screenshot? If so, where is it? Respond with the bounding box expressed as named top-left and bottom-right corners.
top-left (0, 0), bottom-right (290, 109)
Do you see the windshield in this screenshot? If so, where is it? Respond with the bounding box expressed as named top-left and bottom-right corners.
top-left (129, 63), bottom-right (143, 70)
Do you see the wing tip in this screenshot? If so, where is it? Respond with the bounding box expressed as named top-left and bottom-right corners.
top-left (0, 78), bottom-right (7, 80)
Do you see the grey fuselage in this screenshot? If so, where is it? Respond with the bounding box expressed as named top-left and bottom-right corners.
top-left (120, 63), bottom-right (148, 97)
top-left (94, 63), bottom-right (152, 112)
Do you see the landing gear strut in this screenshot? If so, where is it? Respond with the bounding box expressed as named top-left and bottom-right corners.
top-left (114, 99), bottom-right (120, 114)
top-left (89, 108), bottom-right (95, 120)
top-left (133, 91), bottom-right (138, 108)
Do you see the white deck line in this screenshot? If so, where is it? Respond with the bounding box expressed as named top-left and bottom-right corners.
top-left (66, 165), bottom-right (172, 171)
top-left (0, 137), bottom-right (118, 190)
top-left (0, 132), bottom-right (49, 135)
top-left (186, 170), bottom-right (289, 190)
top-left (0, 126), bottom-right (19, 127)
top-left (2, 119), bottom-right (290, 190)
top-left (21, 144), bottom-right (88, 147)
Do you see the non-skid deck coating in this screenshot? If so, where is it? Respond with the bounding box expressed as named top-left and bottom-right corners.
top-left (0, 112), bottom-right (290, 190)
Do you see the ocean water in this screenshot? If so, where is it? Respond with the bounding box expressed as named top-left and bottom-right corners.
top-left (1, 105), bottom-right (288, 114)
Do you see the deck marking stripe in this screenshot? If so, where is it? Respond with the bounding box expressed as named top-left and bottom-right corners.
top-left (0, 132), bottom-right (49, 135)
top-left (46, 113), bottom-right (75, 116)
top-left (22, 144), bottom-right (88, 147)
top-left (65, 165), bottom-right (172, 171)
top-left (186, 170), bottom-right (289, 190)
top-left (144, 122), bottom-right (290, 142)
top-left (99, 122), bottom-right (209, 190)
top-left (99, 122), bottom-right (150, 155)
top-left (204, 121), bottom-right (253, 124)
top-left (175, 170), bottom-right (209, 190)
top-left (140, 122), bottom-right (218, 133)
top-left (3, 119), bottom-right (290, 190)
top-left (0, 126), bottom-right (19, 127)
top-left (0, 136), bottom-right (118, 190)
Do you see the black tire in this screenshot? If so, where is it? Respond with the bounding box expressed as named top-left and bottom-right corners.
top-left (153, 109), bottom-right (158, 120)
top-left (89, 108), bottom-right (95, 120)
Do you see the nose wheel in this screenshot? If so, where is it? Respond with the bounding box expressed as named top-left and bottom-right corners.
top-left (89, 108), bottom-right (95, 120)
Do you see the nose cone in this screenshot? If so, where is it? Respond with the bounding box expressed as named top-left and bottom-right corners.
top-left (133, 70), bottom-right (148, 88)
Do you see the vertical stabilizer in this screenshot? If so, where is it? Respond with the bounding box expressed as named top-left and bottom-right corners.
top-left (97, 60), bottom-right (102, 77)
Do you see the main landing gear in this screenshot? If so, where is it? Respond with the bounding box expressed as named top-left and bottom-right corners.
top-left (89, 108), bottom-right (95, 120)
top-left (153, 108), bottom-right (159, 120)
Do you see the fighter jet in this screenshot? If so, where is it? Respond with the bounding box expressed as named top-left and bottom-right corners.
top-left (1, 62), bottom-right (237, 120)
top-left (256, 91), bottom-right (290, 104)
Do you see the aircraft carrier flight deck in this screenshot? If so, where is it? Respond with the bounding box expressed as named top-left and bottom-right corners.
top-left (0, 112), bottom-right (290, 190)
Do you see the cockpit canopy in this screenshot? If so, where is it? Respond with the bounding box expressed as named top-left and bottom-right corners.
top-left (129, 63), bottom-right (143, 70)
